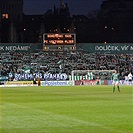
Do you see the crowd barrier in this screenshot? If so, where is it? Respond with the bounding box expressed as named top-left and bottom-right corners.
top-left (0, 80), bottom-right (132, 87)
top-left (75, 80), bottom-right (133, 86)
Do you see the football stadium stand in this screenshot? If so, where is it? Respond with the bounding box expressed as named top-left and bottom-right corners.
top-left (0, 51), bottom-right (132, 81)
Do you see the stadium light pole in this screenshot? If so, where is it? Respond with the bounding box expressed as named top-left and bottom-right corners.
top-left (111, 27), bottom-right (115, 43)
top-left (104, 25), bottom-right (108, 43)
top-left (104, 26), bottom-right (115, 43)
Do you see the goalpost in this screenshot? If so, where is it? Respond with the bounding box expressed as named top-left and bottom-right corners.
top-left (70, 70), bottom-right (114, 82)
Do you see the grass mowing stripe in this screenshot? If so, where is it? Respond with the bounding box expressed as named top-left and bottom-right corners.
top-left (132, 85), bottom-right (133, 130)
top-left (2, 102), bottom-right (125, 133)
top-left (0, 88), bottom-right (1, 129)
top-left (0, 86), bottom-right (132, 133)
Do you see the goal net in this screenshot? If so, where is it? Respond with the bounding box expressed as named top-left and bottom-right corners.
top-left (70, 70), bottom-right (114, 85)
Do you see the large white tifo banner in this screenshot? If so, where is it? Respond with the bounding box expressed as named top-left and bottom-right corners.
top-left (41, 81), bottom-right (74, 86)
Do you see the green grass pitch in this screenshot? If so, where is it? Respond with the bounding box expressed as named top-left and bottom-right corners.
top-left (0, 85), bottom-right (132, 133)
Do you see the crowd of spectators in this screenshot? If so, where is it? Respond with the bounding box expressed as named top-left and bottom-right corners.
top-left (0, 50), bottom-right (132, 80)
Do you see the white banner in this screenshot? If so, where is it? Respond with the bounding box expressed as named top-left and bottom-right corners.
top-left (41, 81), bottom-right (74, 86)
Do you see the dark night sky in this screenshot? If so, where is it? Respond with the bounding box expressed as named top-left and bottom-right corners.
top-left (23, 0), bottom-right (103, 15)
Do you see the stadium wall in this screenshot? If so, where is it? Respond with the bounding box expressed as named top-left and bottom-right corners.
top-left (0, 43), bottom-right (133, 54)
top-left (77, 43), bottom-right (133, 54)
top-left (0, 43), bottom-right (42, 53)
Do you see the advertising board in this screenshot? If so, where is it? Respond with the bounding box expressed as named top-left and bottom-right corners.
top-left (41, 81), bottom-right (74, 86)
